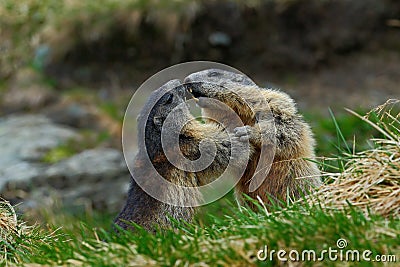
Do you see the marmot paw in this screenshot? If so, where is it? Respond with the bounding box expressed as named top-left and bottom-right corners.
top-left (234, 125), bottom-right (258, 142)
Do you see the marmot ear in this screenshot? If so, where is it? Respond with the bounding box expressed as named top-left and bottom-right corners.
top-left (153, 116), bottom-right (163, 128)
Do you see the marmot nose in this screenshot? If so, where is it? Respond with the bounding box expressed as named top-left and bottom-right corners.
top-left (183, 76), bottom-right (192, 84)
top-left (184, 75), bottom-right (203, 84)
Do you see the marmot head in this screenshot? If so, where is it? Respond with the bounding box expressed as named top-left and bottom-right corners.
top-left (137, 79), bottom-right (192, 154)
top-left (183, 70), bottom-right (256, 126)
top-left (183, 68), bottom-right (256, 103)
top-left (183, 69), bottom-right (256, 89)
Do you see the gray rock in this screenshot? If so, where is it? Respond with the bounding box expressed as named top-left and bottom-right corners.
top-left (43, 102), bottom-right (96, 128)
top-left (42, 148), bottom-right (130, 210)
top-left (0, 114), bottom-right (78, 169)
top-left (208, 31), bottom-right (232, 46)
top-left (0, 162), bottom-right (45, 191)
top-left (0, 115), bottom-right (79, 201)
top-left (0, 114), bottom-right (130, 212)
top-left (45, 148), bottom-right (126, 180)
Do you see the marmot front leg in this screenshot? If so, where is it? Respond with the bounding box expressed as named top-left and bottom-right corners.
top-left (182, 122), bottom-right (254, 185)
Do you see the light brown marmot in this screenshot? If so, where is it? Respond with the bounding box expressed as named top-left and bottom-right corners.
top-left (184, 69), bottom-right (321, 208)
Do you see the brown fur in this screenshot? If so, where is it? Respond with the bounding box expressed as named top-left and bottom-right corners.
top-left (184, 70), bottom-right (321, 208)
top-left (114, 80), bottom-right (251, 231)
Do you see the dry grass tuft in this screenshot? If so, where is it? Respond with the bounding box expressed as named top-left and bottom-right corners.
top-left (0, 199), bottom-right (18, 238)
top-left (309, 99), bottom-right (400, 217)
top-left (0, 199), bottom-right (42, 265)
top-left (1, 198), bottom-right (21, 262)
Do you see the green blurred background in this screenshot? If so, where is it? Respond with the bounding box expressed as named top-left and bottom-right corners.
top-left (0, 0), bottom-right (399, 229)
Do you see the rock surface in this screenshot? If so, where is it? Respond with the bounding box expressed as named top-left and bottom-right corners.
top-left (0, 114), bottom-right (129, 211)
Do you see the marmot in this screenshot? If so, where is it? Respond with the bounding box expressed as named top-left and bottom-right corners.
top-left (184, 69), bottom-right (321, 208)
top-left (114, 79), bottom-right (251, 231)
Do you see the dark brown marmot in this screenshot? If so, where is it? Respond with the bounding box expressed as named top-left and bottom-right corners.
top-left (114, 79), bottom-right (251, 231)
top-left (184, 69), bottom-right (321, 208)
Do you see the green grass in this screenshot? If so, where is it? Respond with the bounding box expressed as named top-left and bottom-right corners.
top-left (304, 109), bottom-right (379, 157)
top-left (302, 108), bottom-right (386, 177)
top-left (3, 201), bottom-right (399, 266)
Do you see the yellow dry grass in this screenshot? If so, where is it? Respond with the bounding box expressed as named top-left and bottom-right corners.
top-left (309, 99), bottom-right (400, 217)
top-left (1, 198), bottom-right (20, 263)
top-left (0, 199), bottom-right (18, 238)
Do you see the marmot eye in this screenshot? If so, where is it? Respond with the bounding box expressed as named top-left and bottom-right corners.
top-left (164, 93), bottom-right (174, 104)
top-left (208, 71), bottom-right (221, 77)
